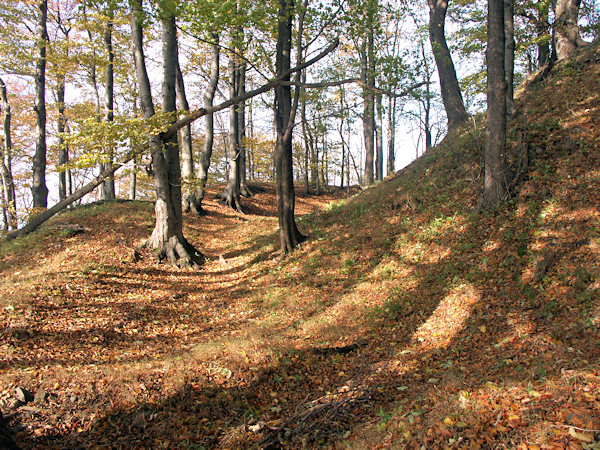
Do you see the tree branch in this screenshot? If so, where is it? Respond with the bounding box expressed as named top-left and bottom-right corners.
top-left (281, 79), bottom-right (430, 98)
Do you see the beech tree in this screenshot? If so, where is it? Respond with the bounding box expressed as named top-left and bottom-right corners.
top-left (0, 78), bottom-right (17, 230)
top-left (130, 0), bottom-right (204, 267)
top-left (32, 0), bottom-right (49, 209)
top-left (428, 0), bottom-right (469, 132)
top-left (554, 0), bottom-right (587, 60)
top-left (482, 0), bottom-right (508, 209)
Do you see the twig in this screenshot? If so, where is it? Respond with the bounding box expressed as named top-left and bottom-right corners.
top-left (552, 424), bottom-right (600, 433)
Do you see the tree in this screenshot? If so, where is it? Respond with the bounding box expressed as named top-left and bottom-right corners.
top-left (482, 0), bottom-right (508, 209)
top-left (100, 0), bottom-right (116, 200)
top-left (274, 0), bottom-right (305, 253)
top-left (428, 0), bottom-right (469, 132)
top-left (0, 78), bottom-right (17, 230)
top-left (130, 0), bottom-right (203, 268)
top-left (554, 0), bottom-right (587, 60)
top-left (32, 0), bottom-right (49, 209)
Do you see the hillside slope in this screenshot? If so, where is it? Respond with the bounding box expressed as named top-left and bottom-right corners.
top-left (1, 45), bottom-right (599, 448)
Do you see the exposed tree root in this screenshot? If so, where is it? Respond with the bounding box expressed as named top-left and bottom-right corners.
top-left (215, 188), bottom-right (244, 213)
top-left (147, 235), bottom-right (204, 269)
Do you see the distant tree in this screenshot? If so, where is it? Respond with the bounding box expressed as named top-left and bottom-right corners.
top-left (100, 0), bottom-right (116, 200)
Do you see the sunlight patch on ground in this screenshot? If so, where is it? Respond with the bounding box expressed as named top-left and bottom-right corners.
top-left (412, 283), bottom-right (481, 349)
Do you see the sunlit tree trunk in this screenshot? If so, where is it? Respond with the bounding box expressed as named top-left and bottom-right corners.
top-left (0, 78), bottom-right (16, 230)
top-left (194, 34), bottom-right (220, 215)
top-left (100, 3), bottom-right (116, 200)
top-left (428, 0), bottom-right (469, 132)
top-left (275, 0), bottom-right (305, 253)
top-left (387, 96), bottom-right (396, 175)
top-left (482, 0), bottom-right (508, 209)
top-left (554, 0), bottom-right (586, 60)
top-left (130, 0), bottom-right (203, 268)
top-left (375, 95), bottom-right (384, 181)
top-left (177, 60), bottom-right (195, 212)
top-left (32, 0), bottom-right (49, 208)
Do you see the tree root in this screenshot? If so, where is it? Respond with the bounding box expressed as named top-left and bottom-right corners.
top-left (215, 189), bottom-right (244, 213)
top-left (149, 236), bottom-right (204, 269)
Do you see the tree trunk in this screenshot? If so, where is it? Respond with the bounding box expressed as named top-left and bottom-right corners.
top-left (554, 0), bottom-right (586, 60)
top-left (504, 0), bottom-right (515, 119)
top-left (176, 61), bottom-right (195, 212)
top-left (301, 74), bottom-right (310, 194)
top-left (238, 59), bottom-right (252, 198)
top-left (0, 78), bottom-right (17, 230)
top-left (482, 0), bottom-right (508, 209)
top-left (375, 95), bottom-right (384, 181)
top-left (361, 3), bottom-right (376, 186)
top-left (386, 96), bottom-right (396, 175)
top-left (275, 0), bottom-right (305, 253)
top-left (32, 0), bottom-right (49, 209)
top-left (194, 34), bottom-right (220, 215)
top-left (216, 55), bottom-right (243, 212)
top-left (428, 0), bottom-right (469, 132)
top-left (130, 0), bottom-right (203, 268)
top-left (100, 4), bottom-right (116, 200)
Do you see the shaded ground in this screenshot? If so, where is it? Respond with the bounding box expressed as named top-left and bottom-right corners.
top-left (1, 45), bottom-right (600, 448)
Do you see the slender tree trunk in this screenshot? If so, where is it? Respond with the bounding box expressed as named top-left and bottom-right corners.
top-left (554, 0), bottom-right (586, 60)
top-left (0, 78), bottom-right (17, 230)
top-left (386, 96), bottom-right (396, 175)
top-left (177, 61), bottom-right (195, 212)
top-left (130, 157), bottom-right (137, 199)
top-left (504, 0), bottom-right (515, 119)
top-left (130, 0), bottom-right (203, 268)
top-left (275, 0), bottom-right (305, 253)
top-left (32, 0), bottom-right (49, 208)
top-left (56, 75), bottom-right (69, 202)
top-left (217, 55), bottom-right (243, 211)
top-left (482, 0), bottom-right (508, 209)
top-left (194, 34), bottom-right (220, 214)
top-left (238, 59), bottom-right (252, 198)
top-left (428, 0), bottom-right (469, 132)
top-left (375, 95), bottom-right (384, 181)
top-left (361, 3), bottom-right (376, 186)
top-left (537, 4), bottom-right (551, 66)
top-left (100, 4), bottom-right (116, 200)
top-left (301, 73), bottom-right (310, 195)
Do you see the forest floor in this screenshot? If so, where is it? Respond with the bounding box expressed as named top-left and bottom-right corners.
top-left (1, 46), bottom-right (600, 449)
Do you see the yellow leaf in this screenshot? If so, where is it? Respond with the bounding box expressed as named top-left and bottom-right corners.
top-left (568, 427), bottom-right (594, 443)
top-left (443, 417), bottom-right (455, 426)
top-left (479, 325), bottom-right (487, 333)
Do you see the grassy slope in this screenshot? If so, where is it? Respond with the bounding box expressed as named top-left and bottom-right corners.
top-left (1, 45), bottom-right (599, 448)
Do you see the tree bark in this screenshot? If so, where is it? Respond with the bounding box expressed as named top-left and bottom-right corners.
top-left (32, 0), bottom-right (49, 209)
top-left (428, 0), bottom-right (469, 132)
top-left (216, 55), bottom-right (243, 211)
top-left (275, 0), bottom-right (305, 253)
top-left (554, 0), bottom-right (586, 60)
top-left (176, 61), bottom-right (195, 212)
top-left (375, 95), bottom-right (384, 181)
top-left (361, 2), bottom-right (376, 186)
top-left (482, 0), bottom-right (508, 209)
top-left (0, 78), bottom-right (17, 230)
top-left (504, 0), bottom-right (515, 119)
top-left (131, 0), bottom-right (203, 268)
top-left (238, 60), bottom-right (252, 198)
top-left (386, 96), bottom-right (396, 175)
top-left (100, 3), bottom-right (116, 200)
top-left (193, 34), bottom-right (220, 215)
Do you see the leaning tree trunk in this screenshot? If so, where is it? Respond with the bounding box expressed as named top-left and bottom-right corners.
top-left (482, 0), bottom-right (508, 209)
top-left (100, 4), bottom-right (116, 200)
top-left (0, 78), bottom-right (17, 230)
top-left (554, 0), bottom-right (586, 60)
top-left (428, 0), bottom-right (469, 132)
top-left (32, 0), bottom-right (49, 209)
top-left (193, 34), bottom-right (220, 215)
top-left (130, 0), bottom-right (203, 268)
top-left (275, 0), bottom-right (305, 253)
